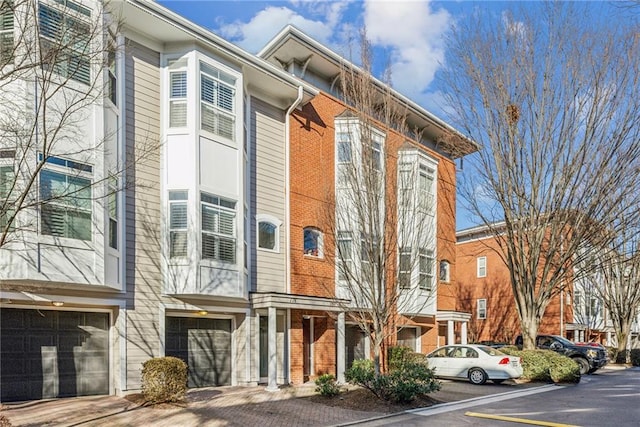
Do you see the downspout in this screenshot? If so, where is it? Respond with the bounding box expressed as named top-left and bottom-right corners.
top-left (285, 86), bottom-right (303, 295)
top-left (285, 86), bottom-right (303, 385)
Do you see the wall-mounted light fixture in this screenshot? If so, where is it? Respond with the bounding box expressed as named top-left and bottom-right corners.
top-left (197, 310), bottom-right (208, 316)
top-left (52, 301), bottom-right (64, 307)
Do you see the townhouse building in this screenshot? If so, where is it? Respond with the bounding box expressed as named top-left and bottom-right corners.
top-left (0, 1), bottom-right (476, 403)
top-left (456, 224), bottom-right (584, 344)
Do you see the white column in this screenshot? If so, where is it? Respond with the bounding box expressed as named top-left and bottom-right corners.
top-left (461, 321), bottom-right (468, 344)
top-left (606, 331), bottom-right (612, 347)
top-left (447, 320), bottom-right (454, 344)
top-left (336, 312), bottom-right (346, 384)
top-left (266, 306), bottom-right (278, 392)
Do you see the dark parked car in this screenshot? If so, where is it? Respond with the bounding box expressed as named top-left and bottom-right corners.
top-left (515, 334), bottom-right (608, 375)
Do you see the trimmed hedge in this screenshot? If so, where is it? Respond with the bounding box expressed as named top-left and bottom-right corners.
top-left (500, 347), bottom-right (580, 383)
top-left (141, 356), bottom-right (188, 403)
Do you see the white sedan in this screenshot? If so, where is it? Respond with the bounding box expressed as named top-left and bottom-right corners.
top-left (426, 344), bottom-right (523, 385)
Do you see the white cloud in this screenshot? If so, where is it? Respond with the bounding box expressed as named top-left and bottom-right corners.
top-left (218, 1), bottom-right (351, 53)
top-left (363, 0), bottom-right (452, 103)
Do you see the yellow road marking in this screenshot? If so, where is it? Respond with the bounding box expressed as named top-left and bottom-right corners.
top-left (464, 411), bottom-right (580, 427)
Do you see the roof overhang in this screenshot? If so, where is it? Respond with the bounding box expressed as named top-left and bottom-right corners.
top-left (259, 26), bottom-right (479, 158)
top-left (111, 1), bottom-right (317, 109)
top-left (437, 310), bottom-right (472, 322)
top-left (251, 292), bottom-right (350, 311)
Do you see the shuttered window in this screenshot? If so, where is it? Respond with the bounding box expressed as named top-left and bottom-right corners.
top-left (0, 1), bottom-right (14, 63)
top-left (0, 164), bottom-right (14, 230)
top-left (169, 191), bottom-right (188, 257)
top-left (38, 2), bottom-right (91, 85)
top-left (169, 71), bottom-right (187, 127)
top-left (200, 62), bottom-right (235, 140)
top-left (201, 193), bottom-right (236, 263)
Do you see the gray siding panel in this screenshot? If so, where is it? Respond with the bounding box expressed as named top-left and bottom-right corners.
top-left (250, 97), bottom-right (286, 294)
top-left (124, 39), bottom-right (162, 390)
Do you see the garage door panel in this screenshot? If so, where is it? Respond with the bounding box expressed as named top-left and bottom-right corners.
top-left (0, 309), bottom-right (109, 402)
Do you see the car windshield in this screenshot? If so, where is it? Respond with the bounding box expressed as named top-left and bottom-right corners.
top-left (477, 345), bottom-right (506, 357)
top-left (553, 336), bottom-right (574, 346)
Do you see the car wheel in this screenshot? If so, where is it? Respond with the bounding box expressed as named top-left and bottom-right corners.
top-left (574, 357), bottom-right (590, 375)
top-left (468, 368), bottom-right (487, 385)
top-left (492, 379), bottom-right (505, 384)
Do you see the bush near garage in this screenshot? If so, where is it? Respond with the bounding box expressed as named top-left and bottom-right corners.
top-left (345, 347), bottom-right (440, 403)
top-left (500, 347), bottom-right (580, 383)
top-left (141, 356), bottom-right (188, 403)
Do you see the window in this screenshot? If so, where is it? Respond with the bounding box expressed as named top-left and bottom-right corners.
top-left (169, 190), bottom-right (187, 257)
top-left (107, 37), bottom-right (117, 105)
top-left (419, 248), bottom-right (434, 290)
top-left (40, 162), bottom-right (92, 241)
top-left (258, 221), bottom-right (277, 251)
top-left (200, 62), bottom-right (236, 139)
top-left (439, 260), bottom-right (450, 282)
top-left (336, 132), bottom-right (352, 163)
top-left (363, 138), bottom-right (382, 171)
top-left (477, 299), bottom-right (487, 319)
top-left (201, 193), bottom-right (236, 263)
top-left (0, 162), bottom-right (14, 230)
top-left (303, 227), bottom-right (322, 257)
top-left (0, 1), bottom-right (14, 63)
top-left (477, 256), bottom-right (487, 278)
top-left (337, 231), bottom-right (352, 280)
top-left (397, 327), bottom-right (417, 350)
top-left (169, 68), bottom-right (187, 127)
top-left (418, 164), bottom-right (435, 209)
top-left (398, 247), bottom-right (411, 288)
top-left (107, 177), bottom-right (117, 249)
top-left (360, 232), bottom-right (380, 281)
top-left (39, 2), bottom-right (92, 85)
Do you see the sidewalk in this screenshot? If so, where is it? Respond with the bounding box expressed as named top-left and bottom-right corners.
top-left (0, 384), bottom-right (386, 427)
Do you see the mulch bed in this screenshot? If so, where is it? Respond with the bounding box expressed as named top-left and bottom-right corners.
top-left (306, 387), bottom-right (440, 413)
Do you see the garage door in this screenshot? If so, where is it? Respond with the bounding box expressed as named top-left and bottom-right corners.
top-left (0, 308), bottom-right (109, 402)
top-left (165, 317), bottom-right (232, 387)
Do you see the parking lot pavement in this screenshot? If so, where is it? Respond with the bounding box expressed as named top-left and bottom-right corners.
top-left (0, 379), bottom-right (558, 427)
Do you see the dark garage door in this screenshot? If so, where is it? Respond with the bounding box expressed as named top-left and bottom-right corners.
top-left (165, 317), bottom-right (232, 387)
top-left (0, 308), bottom-right (109, 402)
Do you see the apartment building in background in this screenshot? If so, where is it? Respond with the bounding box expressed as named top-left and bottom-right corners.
top-left (0, 0), bottom-right (476, 402)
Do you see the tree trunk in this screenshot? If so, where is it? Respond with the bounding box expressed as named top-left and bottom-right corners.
top-left (519, 310), bottom-right (539, 350)
top-left (615, 324), bottom-right (630, 364)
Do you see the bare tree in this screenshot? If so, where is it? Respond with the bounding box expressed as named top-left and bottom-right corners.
top-left (441, 2), bottom-right (640, 349)
top-left (0, 0), bottom-right (150, 252)
top-left (322, 32), bottom-right (439, 375)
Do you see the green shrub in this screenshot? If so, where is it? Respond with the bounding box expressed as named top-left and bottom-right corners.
top-left (501, 348), bottom-right (579, 383)
top-left (141, 356), bottom-right (188, 404)
top-left (631, 349), bottom-right (640, 366)
top-left (345, 350), bottom-right (440, 403)
top-left (605, 346), bottom-right (619, 363)
top-left (315, 373), bottom-right (341, 397)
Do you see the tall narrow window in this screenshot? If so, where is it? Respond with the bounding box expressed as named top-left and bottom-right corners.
top-left (477, 299), bottom-right (487, 319)
top-left (107, 37), bottom-right (117, 105)
top-left (336, 132), bottom-right (352, 163)
top-left (200, 62), bottom-right (236, 139)
top-left (107, 177), bottom-right (117, 249)
top-left (398, 247), bottom-right (412, 289)
top-left (169, 70), bottom-right (187, 127)
top-left (258, 221), bottom-right (277, 250)
top-left (169, 190), bottom-right (187, 257)
top-left (0, 161), bottom-right (15, 230)
top-left (477, 256), bottom-right (487, 278)
top-left (439, 260), bottom-right (450, 283)
top-left (418, 164), bottom-right (435, 209)
top-left (303, 227), bottom-right (323, 257)
top-left (419, 248), bottom-right (434, 290)
top-left (0, 1), bottom-right (14, 64)
top-left (201, 193), bottom-right (236, 263)
top-left (337, 231), bottom-right (353, 280)
top-left (360, 232), bottom-right (379, 281)
top-left (40, 160), bottom-right (92, 241)
top-left (363, 139), bottom-right (382, 171)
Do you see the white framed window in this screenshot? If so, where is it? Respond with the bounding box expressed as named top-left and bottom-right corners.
top-left (439, 260), bottom-right (450, 283)
top-left (256, 214), bottom-right (281, 252)
top-left (398, 247), bottom-right (411, 289)
top-left (0, 1), bottom-right (14, 63)
top-left (336, 131), bottom-right (352, 163)
top-left (107, 177), bottom-right (117, 249)
top-left (419, 248), bottom-right (434, 290)
top-left (169, 62), bottom-right (187, 128)
top-left (303, 227), bottom-right (323, 257)
top-left (38, 1), bottom-right (92, 85)
top-left (418, 164), bottom-right (435, 210)
top-left (201, 192), bottom-right (236, 263)
top-left (477, 298), bottom-right (487, 319)
top-left (397, 327), bottom-right (418, 351)
top-left (0, 150), bottom-right (15, 230)
top-left (336, 231), bottom-right (353, 280)
top-left (168, 190), bottom-right (187, 257)
top-left (39, 155), bottom-right (93, 241)
top-left (106, 34), bottom-right (117, 105)
top-left (477, 256), bottom-right (487, 278)
top-left (200, 61), bottom-right (236, 140)
top-left (363, 138), bottom-right (382, 172)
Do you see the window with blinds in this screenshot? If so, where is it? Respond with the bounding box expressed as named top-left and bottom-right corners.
top-left (201, 192), bottom-right (236, 263)
top-left (38, 1), bottom-right (91, 85)
top-left (419, 248), bottom-right (434, 291)
top-left (169, 190), bottom-right (187, 257)
top-left (0, 163), bottom-right (14, 231)
top-left (39, 161), bottom-right (92, 241)
top-left (200, 62), bottom-right (235, 140)
top-left (0, 0), bottom-right (14, 64)
top-left (169, 71), bottom-right (187, 127)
